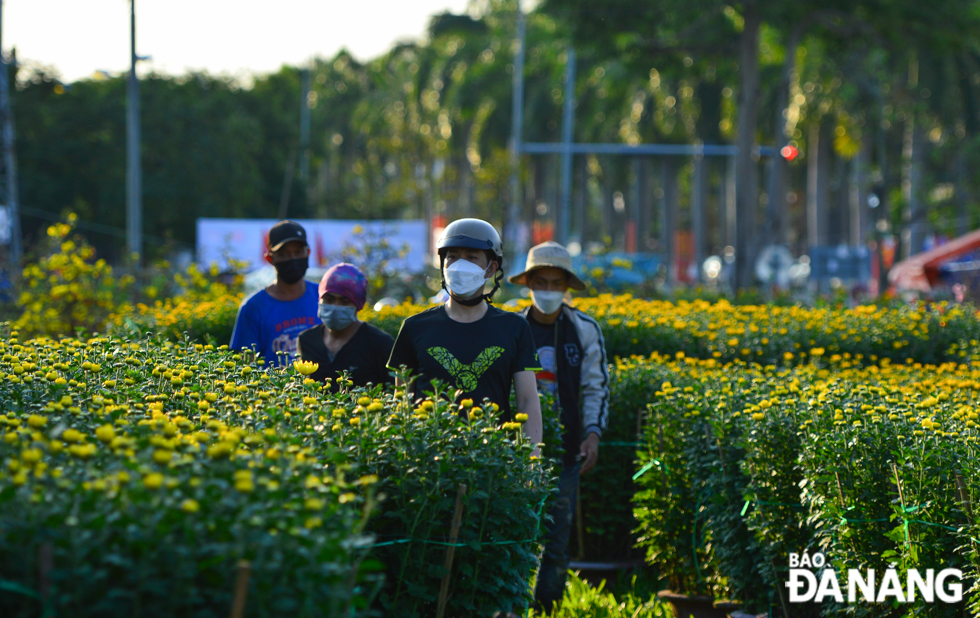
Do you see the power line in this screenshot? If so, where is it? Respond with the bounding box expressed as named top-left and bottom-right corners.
top-left (18, 205), bottom-right (193, 250)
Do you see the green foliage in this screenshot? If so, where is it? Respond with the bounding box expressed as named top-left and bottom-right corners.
top-left (304, 377), bottom-right (554, 617)
top-left (0, 332), bottom-right (552, 617)
top-left (529, 572), bottom-right (670, 617)
top-left (15, 215), bottom-right (125, 339)
top-left (0, 335), bottom-right (376, 618)
top-left (634, 353), bottom-right (980, 615)
top-left (633, 368), bottom-right (722, 598)
top-left (108, 262), bottom-right (244, 346)
top-left (575, 357), bottom-right (661, 562)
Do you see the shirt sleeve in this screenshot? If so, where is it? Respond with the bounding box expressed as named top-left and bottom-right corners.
top-left (386, 319), bottom-right (418, 377)
top-left (576, 311), bottom-right (610, 438)
top-left (512, 317), bottom-right (542, 375)
top-left (230, 299), bottom-right (261, 354)
top-left (376, 330), bottom-right (396, 385)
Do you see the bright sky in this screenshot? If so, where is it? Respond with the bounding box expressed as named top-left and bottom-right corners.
top-left (6, 0), bottom-right (474, 83)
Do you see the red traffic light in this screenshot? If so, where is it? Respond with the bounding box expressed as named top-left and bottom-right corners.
top-left (780, 145), bottom-right (799, 161)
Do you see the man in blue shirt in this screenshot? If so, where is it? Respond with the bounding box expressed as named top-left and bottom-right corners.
top-left (230, 220), bottom-right (320, 366)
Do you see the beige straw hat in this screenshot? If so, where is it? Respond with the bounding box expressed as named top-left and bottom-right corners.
top-left (508, 241), bottom-right (587, 291)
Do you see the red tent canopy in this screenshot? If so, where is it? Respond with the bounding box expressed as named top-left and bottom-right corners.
top-left (889, 228), bottom-right (980, 292)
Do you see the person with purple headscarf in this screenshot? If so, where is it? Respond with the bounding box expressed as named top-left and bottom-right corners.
top-left (296, 263), bottom-right (395, 391)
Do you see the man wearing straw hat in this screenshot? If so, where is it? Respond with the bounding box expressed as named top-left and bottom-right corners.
top-left (509, 240), bottom-right (609, 613)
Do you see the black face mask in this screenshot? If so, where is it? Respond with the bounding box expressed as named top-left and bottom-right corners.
top-left (274, 256), bottom-right (308, 284)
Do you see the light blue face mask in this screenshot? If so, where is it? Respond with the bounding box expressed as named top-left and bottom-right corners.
top-left (319, 303), bottom-right (357, 331)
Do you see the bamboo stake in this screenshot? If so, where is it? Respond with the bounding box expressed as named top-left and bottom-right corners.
top-left (575, 476), bottom-right (585, 560)
top-left (955, 471), bottom-right (973, 526)
top-left (436, 484), bottom-right (467, 618)
top-left (38, 542), bottom-right (52, 609)
top-left (658, 426), bottom-right (668, 495)
top-left (892, 463), bottom-right (910, 550)
top-left (229, 560), bottom-right (251, 618)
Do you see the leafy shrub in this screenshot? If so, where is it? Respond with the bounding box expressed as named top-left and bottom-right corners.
top-left (311, 380), bottom-right (553, 616)
top-left (634, 353), bottom-right (980, 616)
top-left (16, 216), bottom-right (127, 339)
top-left (0, 333), bottom-right (375, 617)
top-left (0, 330), bottom-right (552, 617)
top-left (163, 295), bottom-right (980, 367)
top-left (531, 571), bottom-right (670, 617)
top-left (633, 363), bottom-right (723, 598)
top-left (577, 355), bottom-right (667, 562)
top-left (109, 262), bottom-right (244, 345)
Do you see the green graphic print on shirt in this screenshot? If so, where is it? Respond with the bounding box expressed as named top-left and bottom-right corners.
top-left (427, 346), bottom-right (504, 392)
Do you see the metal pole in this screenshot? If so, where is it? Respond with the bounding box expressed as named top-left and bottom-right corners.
top-left (507, 1), bottom-right (526, 262)
top-left (558, 48), bottom-right (575, 246)
top-left (0, 0), bottom-right (21, 266)
top-left (126, 0), bottom-right (142, 259)
top-left (692, 141), bottom-right (704, 282)
top-left (299, 64), bottom-right (311, 204)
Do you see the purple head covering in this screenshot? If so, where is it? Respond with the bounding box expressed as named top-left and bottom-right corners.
top-left (318, 263), bottom-right (368, 311)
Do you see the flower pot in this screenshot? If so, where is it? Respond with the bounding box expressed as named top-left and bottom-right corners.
top-left (657, 590), bottom-right (739, 618)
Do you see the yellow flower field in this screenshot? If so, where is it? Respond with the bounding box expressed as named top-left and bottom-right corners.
top-left (630, 351), bottom-right (980, 615)
top-left (0, 330), bottom-right (548, 617)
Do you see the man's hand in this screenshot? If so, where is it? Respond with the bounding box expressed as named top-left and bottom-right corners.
top-left (579, 433), bottom-right (599, 474)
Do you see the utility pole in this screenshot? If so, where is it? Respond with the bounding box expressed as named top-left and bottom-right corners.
top-left (126, 0), bottom-right (142, 260)
top-left (299, 63), bottom-right (311, 210)
top-left (558, 47), bottom-right (575, 246)
top-left (507, 0), bottom-right (526, 263)
top-left (0, 0), bottom-right (22, 267)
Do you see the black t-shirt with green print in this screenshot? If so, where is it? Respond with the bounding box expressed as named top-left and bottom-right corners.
top-left (387, 304), bottom-right (541, 420)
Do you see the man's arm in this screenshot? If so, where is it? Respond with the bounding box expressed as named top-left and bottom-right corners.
top-left (230, 301), bottom-right (260, 354)
top-left (576, 312), bottom-right (610, 439)
top-left (513, 370), bottom-right (542, 457)
top-left (574, 311), bottom-right (609, 474)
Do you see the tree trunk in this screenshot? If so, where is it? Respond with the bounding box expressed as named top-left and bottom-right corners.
top-left (956, 147), bottom-right (972, 237)
top-left (692, 146), bottom-right (706, 281)
top-left (770, 25), bottom-right (804, 248)
top-left (806, 119), bottom-right (831, 249)
top-left (849, 138), bottom-right (869, 247)
top-left (724, 155), bottom-right (736, 250)
top-left (662, 158), bottom-right (678, 287)
top-left (629, 158), bottom-right (642, 253)
top-left (734, 3), bottom-right (761, 290)
top-left (574, 155), bottom-right (587, 242)
top-left (602, 157), bottom-right (615, 244)
top-left (902, 115), bottom-right (926, 258)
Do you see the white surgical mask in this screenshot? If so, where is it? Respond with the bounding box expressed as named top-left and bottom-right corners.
top-left (531, 290), bottom-right (565, 315)
top-left (319, 304), bottom-right (357, 331)
top-left (443, 259), bottom-right (490, 297)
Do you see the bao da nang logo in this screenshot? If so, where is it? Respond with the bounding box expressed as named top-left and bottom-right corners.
top-left (786, 552), bottom-right (963, 604)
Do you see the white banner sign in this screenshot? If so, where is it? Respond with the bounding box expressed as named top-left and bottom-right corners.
top-left (196, 218), bottom-right (429, 272)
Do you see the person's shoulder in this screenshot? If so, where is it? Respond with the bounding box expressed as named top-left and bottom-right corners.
top-left (565, 303), bottom-right (600, 326)
top-left (564, 304), bottom-right (605, 343)
top-left (392, 304), bottom-right (444, 337)
top-left (239, 288), bottom-right (271, 310)
top-left (298, 323), bottom-right (325, 342)
top-left (403, 304), bottom-right (446, 324)
top-left (486, 304), bottom-right (518, 317)
top-left (488, 304), bottom-right (528, 325)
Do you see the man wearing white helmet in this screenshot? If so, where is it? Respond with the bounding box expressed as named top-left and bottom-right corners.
top-left (509, 240), bottom-right (609, 613)
top-left (387, 218), bottom-right (543, 452)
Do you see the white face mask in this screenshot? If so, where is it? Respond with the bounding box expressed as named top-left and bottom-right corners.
top-left (531, 290), bottom-right (565, 315)
top-left (319, 303), bottom-right (357, 331)
top-left (444, 259), bottom-right (490, 297)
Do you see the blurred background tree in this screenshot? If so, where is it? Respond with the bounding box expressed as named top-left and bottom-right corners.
top-left (12, 0), bottom-right (980, 280)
